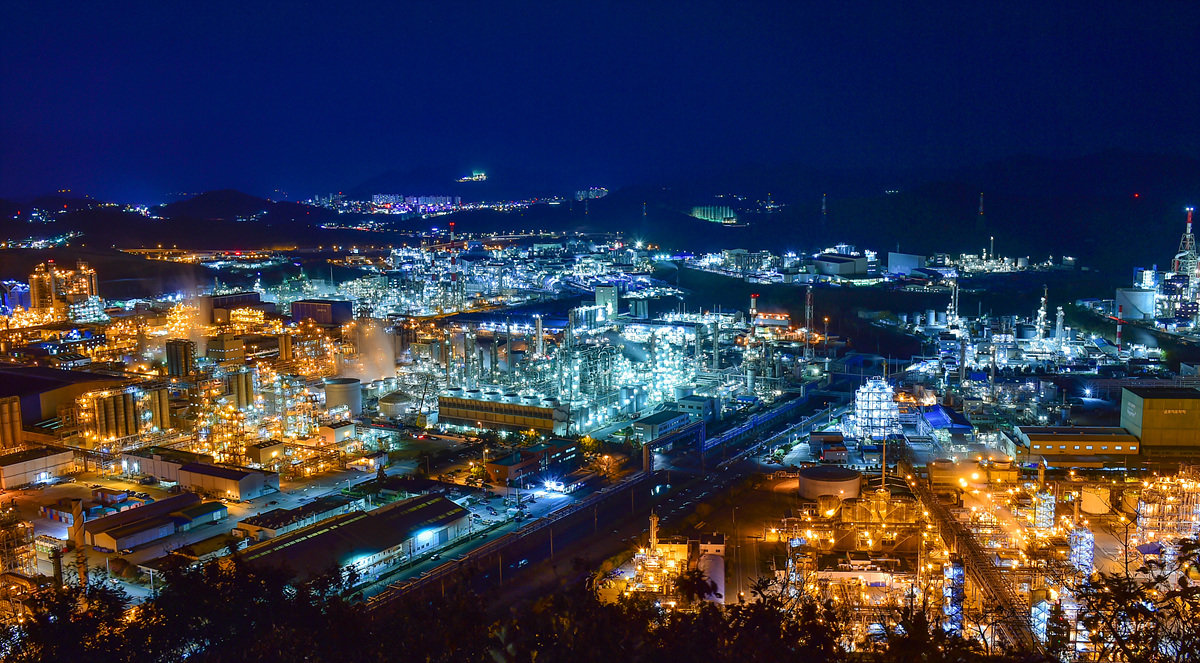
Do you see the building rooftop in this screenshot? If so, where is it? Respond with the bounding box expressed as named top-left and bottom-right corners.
top-left (0, 366), bottom-right (120, 398)
top-left (1018, 426), bottom-right (1137, 439)
top-left (241, 494), bottom-right (467, 580)
top-left (127, 446), bottom-right (213, 465)
top-left (240, 494), bottom-right (356, 530)
top-left (635, 409), bottom-right (687, 426)
top-left (178, 462), bottom-right (254, 481)
top-left (1123, 387), bottom-right (1200, 400)
top-left (83, 493), bottom-right (201, 537)
top-left (0, 445), bottom-right (73, 466)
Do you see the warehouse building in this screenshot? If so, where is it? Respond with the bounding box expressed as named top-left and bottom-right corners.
top-left (81, 493), bottom-right (228, 551)
top-left (178, 463), bottom-right (278, 501)
top-left (121, 447), bottom-right (278, 499)
top-left (240, 493), bottom-right (469, 583)
top-left (236, 494), bottom-right (368, 541)
top-left (631, 409), bottom-right (690, 444)
top-left (0, 446), bottom-right (77, 489)
top-left (121, 447), bottom-right (214, 482)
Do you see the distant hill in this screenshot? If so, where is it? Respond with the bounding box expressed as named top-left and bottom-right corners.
top-left (154, 189), bottom-right (273, 221)
top-left (547, 150), bottom-right (1200, 285)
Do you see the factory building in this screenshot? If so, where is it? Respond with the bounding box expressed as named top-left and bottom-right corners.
top-left (631, 409), bottom-right (690, 444)
top-left (121, 447), bottom-right (214, 482)
top-left (120, 447), bottom-right (278, 499)
top-left (1114, 288), bottom-right (1157, 321)
top-left (484, 437), bottom-right (580, 485)
top-left (1013, 426), bottom-right (1140, 468)
top-left (205, 333), bottom-right (245, 367)
top-left (1120, 387), bottom-right (1200, 450)
top-left (236, 494), bottom-right (368, 541)
top-left (0, 446), bottom-right (77, 489)
top-left (197, 291), bottom-right (265, 324)
top-left (814, 253), bottom-right (868, 276)
top-left (81, 493), bottom-right (227, 551)
top-left (246, 439), bottom-right (286, 465)
top-left (177, 463), bottom-right (279, 500)
top-left (674, 395), bottom-right (718, 423)
top-left (437, 392), bottom-right (569, 435)
top-left (887, 252), bottom-right (927, 276)
top-left (240, 493), bottom-right (469, 583)
top-left (291, 299), bottom-right (353, 325)
top-left (595, 285), bottom-right (619, 317)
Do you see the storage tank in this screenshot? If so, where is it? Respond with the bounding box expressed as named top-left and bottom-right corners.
top-left (696, 554), bottom-right (725, 604)
top-left (503, 392), bottom-right (519, 404)
top-left (926, 309), bottom-right (937, 326)
top-left (797, 465), bottom-right (862, 500)
top-left (378, 391), bottom-right (411, 418)
top-left (1015, 323), bottom-right (1037, 340)
top-left (1081, 486), bottom-right (1111, 515)
top-left (673, 385), bottom-right (695, 400)
top-left (323, 377), bottom-right (362, 414)
top-left (937, 311), bottom-right (948, 326)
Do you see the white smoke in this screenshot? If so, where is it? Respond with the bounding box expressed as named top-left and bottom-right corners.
top-left (343, 318), bottom-right (397, 381)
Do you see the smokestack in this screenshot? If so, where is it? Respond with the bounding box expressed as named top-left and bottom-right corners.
top-left (749, 293), bottom-right (758, 318)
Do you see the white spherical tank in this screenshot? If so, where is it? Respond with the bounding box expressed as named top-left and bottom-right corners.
top-left (696, 554), bottom-right (725, 604)
top-left (797, 465), bottom-right (862, 500)
top-left (324, 377), bottom-right (362, 415)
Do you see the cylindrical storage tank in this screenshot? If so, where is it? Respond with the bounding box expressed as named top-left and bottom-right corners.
top-left (503, 392), bottom-right (519, 404)
top-left (521, 395), bottom-right (539, 406)
top-left (541, 398), bottom-right (558, 408)
top-left (0, 397), bottom-right (21, 449)
top-left (1081, 486), bottom-right (1111, 515)
top-left (898, 313), bottom-right (908, 324)
top-left (484, 391), bottom-right (501, 402)
top-left (937, 311), bottom-right (948, 326)
top-left (464, 389), bottom-right (481, 400)
top-left (697, 554), bottom-right (725, 604)
top-left (1015, 323), bottom-right (1037, 340)
top-left (673, 385), bottom-right (695, 400)
top-left (323, 377), bottom-right (362, 415)
top-left (445, 387), bottom-right (464, 398)
top-left (378, 391), bottom-right (410, 418)
top-left (926, 309), bottom-right (937, 326)
top-left (797, 465), bottom-right (862, 500)
top-left (913, 313), bottom-right (923, 326)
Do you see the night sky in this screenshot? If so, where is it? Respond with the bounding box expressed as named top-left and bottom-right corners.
top-left (3, 2), bottom-right (1199, 201)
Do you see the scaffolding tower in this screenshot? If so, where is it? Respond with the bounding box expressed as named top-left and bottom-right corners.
top-left (0, 502), bottom-right (35, 577)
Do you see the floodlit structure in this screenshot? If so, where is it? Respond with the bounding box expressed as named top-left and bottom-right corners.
top-left (852, 377), bottom-right (900, 440)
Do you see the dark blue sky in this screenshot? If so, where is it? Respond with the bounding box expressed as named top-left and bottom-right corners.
top-left (3, 1), bottom-right (1199, 202)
